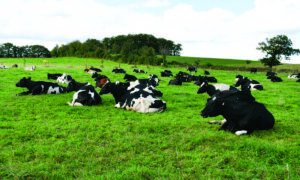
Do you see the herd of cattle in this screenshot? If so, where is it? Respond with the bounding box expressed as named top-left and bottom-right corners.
top-left (2, 64), bottom-right (300, 135)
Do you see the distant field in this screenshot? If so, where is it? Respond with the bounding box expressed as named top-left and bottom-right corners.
top-left (0, 57), bottom-right (300, 179)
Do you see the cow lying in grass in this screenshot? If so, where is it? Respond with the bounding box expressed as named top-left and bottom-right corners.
top-left (67, 84), bottom-right (102, 106)
top-left (200, 90), bottom-right (275, 135)
top-left (197, 81), bottom-right (239, 96)
top-left (235, 74), bottom-right (263, 91)
top-left (16, 77), bottom-right (67, 96)
top-left (24, 65), bottom-right (36, 71)
top-left (57, 73), bottom-right (72, 84)
top-left (100, 80), bottom-right (166, 113)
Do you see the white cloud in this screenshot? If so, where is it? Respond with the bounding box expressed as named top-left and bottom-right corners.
top-left (1, 0), bottom-right (300, 63)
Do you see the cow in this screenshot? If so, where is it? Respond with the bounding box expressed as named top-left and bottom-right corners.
top-left (204, 70), bottom-right (210, 75)
top-left (135, 74), bottom-right (160, 87)
top-left (95, 76), bottom-right (110, 88)
top-left (0, 65), bottom-right (9, 69)
top-left (91, 72), bottom-right (109, 80)
top-left (205, 76), bottom-right (217, 83)
top-left (100, 81), bottom-right (166, 113)
top-left (24, 65), bottom-right (36, 71)
top-left (66, 79), bottom-right (90, 92)
top-left (197, 81), bottom-right (240, 96)
top-left (235, 75), bottom-right (263, 91)
top-left (250, 68), bottom-right (257, 73)
top-left (47, 73), bottom-right (63, 80)
top-left (112, 68), bottom-right (126, 73)
top-left (16, 77), bottom-right (67, 96)
top-left (89, 67), bottom-right (102, 72)
top-left (266, 72), bottom-right (277, 77)
top-left (187, 66), bottom-right (197, 74)
top-left (56, 73), bottom-right (72, 84)
top-left (127, 81), bottom-right (163, 97)
top-left (267, 75), bottom-right (283, 82)
top-left (288, 73), bottom-right (300, 79)
top-left (124, 74), bottom-right (138, 81)
top-left (200, 90), bottom-right (275, 135)
top-left (176, 71), bottom-right (192, 82)
top-left (133, 69), bottom-right (147, 73)
top-left (67, 84), bottom-right (102, 106)
top-left (12, 64), bottom-right (18, 68)
top-left (161, 70), bottom-right (173, 77)
top-left (168, 76), bottom-right (183, 85)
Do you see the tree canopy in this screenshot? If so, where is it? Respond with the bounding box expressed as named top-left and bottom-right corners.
top-left (0, 43), bottom-right (50, 58)
top-left (257, 35), bottom-right (300, 68)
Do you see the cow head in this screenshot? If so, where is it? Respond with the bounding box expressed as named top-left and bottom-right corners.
top-left (16, 77), bottom-right (31, 87)
top-left (200, 95), bottom-right (224, 118)
top-left (197, 81), bottom-right (208, 94)
top-left (95, 78), bottom-right (109, 88)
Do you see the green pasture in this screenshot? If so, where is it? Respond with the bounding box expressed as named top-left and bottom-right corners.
top-left (0, 57), bottom-right (299, 179)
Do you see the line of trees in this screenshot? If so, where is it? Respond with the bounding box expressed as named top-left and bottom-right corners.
top-left (0, 43), bottom-right (51, 58)
top-left (50, 33), bottom-right (182, 65)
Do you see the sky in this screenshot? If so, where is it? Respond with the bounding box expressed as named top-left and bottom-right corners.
top-left (1, 0), bottom-right (300, 63)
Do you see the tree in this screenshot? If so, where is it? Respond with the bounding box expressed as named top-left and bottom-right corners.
top-left (257, 35), bottom-right (300, 68)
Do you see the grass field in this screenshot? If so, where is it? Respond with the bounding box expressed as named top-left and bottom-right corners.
top-left (0, 57), bottom-right (300, 179)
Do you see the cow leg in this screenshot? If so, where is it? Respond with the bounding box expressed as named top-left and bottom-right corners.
top-left (207, 119), bottom-right (226, 125)
top-left (218, 121), bottom-right (229, 131)
top-left (235, 130), bottom-right (248, 135)
top-left (16, 91), bottom-right (31, 96)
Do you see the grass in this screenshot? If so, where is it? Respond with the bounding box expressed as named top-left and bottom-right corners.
top-left (0, 57), bottom-right (300, 179)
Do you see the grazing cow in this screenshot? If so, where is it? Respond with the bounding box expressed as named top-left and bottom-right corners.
top-left (288, 73), bottom-right (300, 79)
top-left (197, 81), bottom-right (239, 96)
top-left (66, 79), bottom-right (90, 92)
top-left (124, 74), bottom-right (138, 81)
top-left (100, 81), bottom-right (166, 113)
top-left (47, 73), bottom-right (63, 80)
top-left (168, 76), bottom-right (183, 85)
top-left (56, 73), bottom-right (72, 84)
top-left (133, 69), bottom-right (147, 73)
top-left (112, 68), bottom-right (126, 73)
top-left (204, 70), bottom-right (210, 75)
top-left (89, 67), bottom-right (102, 72)
top-left (200, 90), bottom-right (275, 135)
top-left (187, 66), bottom-right (197, 74)
top-left (12, 64), bottom-right (18, 68)
top-left (0, 65), bottom-right (9, 69)
top-left (235, 75), bottom-right (263, 91)
top-left (161, 70), bottom-right (173, 77)
top-left (250, 68), bottom-right (257, 73)
top-left (67, 84), bottom-right (102, 106)
top-left (24, 65), bottom-right (36, 71)
top-left (16, 77), bottom-right (67, 96)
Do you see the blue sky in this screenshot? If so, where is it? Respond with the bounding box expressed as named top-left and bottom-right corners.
top-left (0, 0), bottom-right (300, 63)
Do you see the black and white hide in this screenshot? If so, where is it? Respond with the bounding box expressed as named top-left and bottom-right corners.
top-left (112, 68), bottom-right (126, 73)
top-left (100, 81), bottom-right (166, 113)
top-left (47, 73), bottom-right (63, 80)
top-left (66, 79), bottom-right (90, 92)
top-left (200, 90), bottom-right (275, 135)
top-left (133, 69), bottom-right (147, 73)
top-left (16, 77), bottom-right (67, 96)
top-left (288, 73), bottom-right (300, 79)
top-left (235, 75), bottom-right (263, 91)
top-left (68, 84), bottom-right (102, 106)
top-left (56, 73), bottom-right (72, 84)
top-left (197, 81), bottom-right (240, 96)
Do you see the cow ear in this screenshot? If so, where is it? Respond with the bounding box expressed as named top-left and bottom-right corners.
top-left (28, 77), bottom-right (31, 80)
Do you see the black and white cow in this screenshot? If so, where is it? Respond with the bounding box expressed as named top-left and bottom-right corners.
top-left (197, 81), bottom-right (240, 96)
top-left (161, 70), bottom-right (173, 77)
top-left (187, 66), bottom-right (197, 73)
top-left (204, 70), bottom-right (210, 75)
top-left (0, 65), bottom-right (9, 69)
top-left (89, 67), bottom-right (102, 72)
top-left (16, 77), bottom-right (67, 96)
top-left (250, 68), bottom-right (257, 73)
top-left (66, 79), bottom-right (90, 92)
top-left (235, 75), bottom-right (263, 91)
top-left (135, 74), bottom-right (160, 87)
top-left (176, 71), bottom-right (192, 82)
top-left (168, 76), bottom-right (183, 85)
top-left (100, 81), bottom-right (166, 113)
top-left (266, 72), bottom-right (277, 77)
top-left (124, 74), bottom-right (138, 81)
top-left (133, 69), bottom-right (147, 73)
top-left (288, 73), bottom-right (300, 79)
top-left (112, 68), bottom-right (126, 73)
top-left (127, 81), bottom-right (163, 97)
top-left (56, 73), bottom-right (72, 84)
top-left (67, 84), bottom-right (102, 106)
top-left (47, 73), bottom-right (63, 80)
top-left (200, 90), bottom-right (275, 135)
top-left (268, 75), bottom-right (283, 82)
